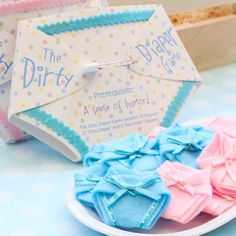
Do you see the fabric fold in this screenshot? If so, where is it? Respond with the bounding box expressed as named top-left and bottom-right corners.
top-left (197, 132), bottom-right (236, 197)
top-left (158, 161), bottom-right (212, 223)
top-left (74, 164), bottom-right (106, 208)
top-left (203, 117), bottom-right (236, 137)
top-left (203, 192), bottom-right (236, 216)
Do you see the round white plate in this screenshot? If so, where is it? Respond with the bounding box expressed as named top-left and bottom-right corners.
top-left (67, 187), bottom-right (236, 236)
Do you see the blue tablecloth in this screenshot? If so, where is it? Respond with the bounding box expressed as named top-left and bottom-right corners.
top-left (1, 63), bottom-right (236, 236)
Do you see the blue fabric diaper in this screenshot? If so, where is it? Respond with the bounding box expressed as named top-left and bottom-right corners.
top-left (92, 166), bottom-right (171, 229)
top-left (158, 124), bottom-right (214, 168)
top-left (83, 133), bottom-right (163, 171)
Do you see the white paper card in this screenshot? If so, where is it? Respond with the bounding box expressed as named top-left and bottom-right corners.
top-left (9, 5), bottom-right (201, 161)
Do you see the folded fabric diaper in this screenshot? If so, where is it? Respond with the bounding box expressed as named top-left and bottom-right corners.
top-left (197, 133), bottom-right (236, 197)
top-left (158, 124), bottom-right (214, 168)
top-left (92, 166), bottom-right (171, 229)
top-left (83, 133), bottom-right (163, 171)
top-left (74, 164), bottom-right (106, 208)
top-left (203, 192), bottom-right (236, 216)
top-left (158, 161), bottom-right (212, 224)
top-left (203, 117), bottom-right (236, 137)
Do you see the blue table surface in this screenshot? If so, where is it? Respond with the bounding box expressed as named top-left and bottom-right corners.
top-left (1, 63), bottom-right (236, 236)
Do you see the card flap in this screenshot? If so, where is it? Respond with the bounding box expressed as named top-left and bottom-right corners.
top-left (9, 22), bottom-right (89, 117)
top-left (127, 5), bottom-right (202, 82)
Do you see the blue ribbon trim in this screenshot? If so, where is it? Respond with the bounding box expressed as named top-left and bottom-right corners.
top-left (161, 81), bottom-right (196, 127)
top-left (36, 9), bottom-right (155, 35)
top-left (23, 108), bottom-right (89, 158)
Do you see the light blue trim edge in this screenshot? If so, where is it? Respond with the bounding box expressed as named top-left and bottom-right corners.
top-left (161, 81), bottom-right (196, 127)
top-left (36, 9), bottom-right (155, 35)
top-left (23, 108), bottom-right (89, 157)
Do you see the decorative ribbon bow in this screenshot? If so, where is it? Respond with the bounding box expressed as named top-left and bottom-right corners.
top-left (165, 172), bottom-right (210, 196)
top-left (124, 148), bottom-right (159, 166)
top-left (166, 128), bottom-right (205, 155)
top-left (93, 136), bottom-right (159, 166)
top-left (105, 174), bottom-right (162, 207)
top-left (113, 136), bottom-right (159, 165)
top-left (212, 154), bottom-right (236, 182)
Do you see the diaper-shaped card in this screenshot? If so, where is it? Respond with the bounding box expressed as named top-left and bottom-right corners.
top-left (0, 0), bottom-right (93, 143)
top-left (9, 4), bottom-right (202, 162)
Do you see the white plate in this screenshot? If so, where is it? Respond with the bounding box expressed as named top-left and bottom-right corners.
top-left (67, 187), bottom-right (236, 236)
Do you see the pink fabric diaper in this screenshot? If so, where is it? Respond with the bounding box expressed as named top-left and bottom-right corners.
top-left (202, 117), bottom-right (236, 137)
top-left (204, 192), bottom-right (236, 216)
top-left (158, 161), bottom-right (212, 224)
top-left (149, 117), bottom-right (236, 139)
top-left (197, 133), bottom-right (236, 197)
